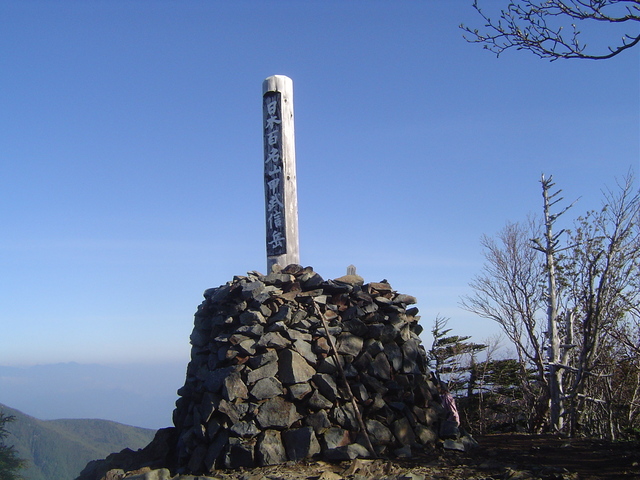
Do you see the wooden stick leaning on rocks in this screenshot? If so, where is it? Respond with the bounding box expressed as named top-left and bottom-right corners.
top-left (313, 302), bottom-right (377, 459)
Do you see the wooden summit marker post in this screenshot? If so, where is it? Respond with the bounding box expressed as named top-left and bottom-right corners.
top-left (263, 75), bottom-right (300, 271)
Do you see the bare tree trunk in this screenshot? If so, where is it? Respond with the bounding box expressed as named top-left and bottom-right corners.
top-left (535, 174), bottom-right (571, 432)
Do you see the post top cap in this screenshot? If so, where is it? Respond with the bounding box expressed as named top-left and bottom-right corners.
top-left (263, 75), bottom-right (293, 95)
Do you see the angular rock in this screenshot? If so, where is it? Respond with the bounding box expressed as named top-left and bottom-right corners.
top-left (415, 425), bottom-right (437, 445)
top-left (307, 390), bottom-right (334, 410)
top-left (288, 382), bottom-right (312, 400)
top-left (313, 336), bottom-right (331, 354)
top-left (304, 410), bottom-right (331, 434)
top-left (257, 430), bottom-right (287, 466)
top-left (394, 445), bottom-right (413, 458)
top-left (256, 332), bottom-right (290, 349)
top-left (239, 309), bottom-right (266, 325)
top-left (401, 339), bottom-right (422, 374)
top-left (323, 443), bottom-right (370, 461)
top-left (236, 338), bottom-right (257, 356)
top-left (322, 427), bottom-right (350, 449)
top-left (256, 397), bottom-right (301, 429)
top-left (217, 398), bottom-right (242, 425)
top-left (248, 349), bottom-right (278, 369)
top-left (313, 373), bottom-right (339, 402)
top-left (292, 338), bottom-right (318, 366)
top-left (230, 420), bottom-right (260, 438)
top-left (265, 272), bottom-right (294, 285)
top-left (250, 377), bottom-right (284, 400)
top-left (190, 329), bottom-right (209, 347)
top-left (336, 333), bottom-right (364, 356)
top-left (392, 417), bottom-right (417, 446)
top-left (351, 383), bottom-right (369, 403)
top-left (225, 437), bottom-right (255, 468)
top-left (241, 280), bottom-right (265, 298)
top-left (223, 373), bottom-right (248, 402)
top-left (366, 419), bottom-right (394, 445)
top-left (443, 439), bottom-right (466, 452)
top-left (333, 274), bottom-right (364, 286)
top-left (282, 426), bottom-right (321, 461)
top-left (278, 349), bottom-right (316, 385)
top-left (439, 419), bottom-right (460, 439)
top-left (370, 351), bottom-right (391, 380)
top-left (331, 404), bottom-right (358, 431)
top-left (186, 444), bottom-right (207, 473)
top-left (268, 304), bottom-right (294, 324)
top-left (384, 342), bottom-right (403, 371)
top-left (246, 360), bottom-right (278, 385)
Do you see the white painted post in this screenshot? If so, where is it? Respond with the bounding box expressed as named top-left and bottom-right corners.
top-left (262, 75), bottom-right (300, 272)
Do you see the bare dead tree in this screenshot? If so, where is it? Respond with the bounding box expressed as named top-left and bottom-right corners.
top-left (531, 174), bottom-right (578, 432)
top-left (461, 0), bottom-right (640, 60)
top-left (463, 172), bottom-right (640, 437)
top-left (562, 172), bottom-right (640, 436)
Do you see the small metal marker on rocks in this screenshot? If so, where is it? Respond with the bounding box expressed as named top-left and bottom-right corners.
top-left (263, 75), bottom-right (300, 272)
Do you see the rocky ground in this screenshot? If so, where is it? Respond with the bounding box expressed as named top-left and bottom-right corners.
top-left (112, 434), bottom-right (640, 480)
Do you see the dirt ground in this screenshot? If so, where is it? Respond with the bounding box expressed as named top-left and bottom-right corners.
top-left (469, 434), bottom-right (640, 479)
top-left (196, 434), bottom-right (640, 480)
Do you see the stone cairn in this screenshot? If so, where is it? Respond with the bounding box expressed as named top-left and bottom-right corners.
top-left (172, 264), bottom-right (444, 475)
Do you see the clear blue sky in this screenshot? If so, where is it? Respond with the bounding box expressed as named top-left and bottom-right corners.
top-left (0, 1), bottom-right (638, 378)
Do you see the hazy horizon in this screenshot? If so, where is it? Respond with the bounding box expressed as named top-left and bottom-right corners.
top-left (0, 361), bottom-right (186, 429)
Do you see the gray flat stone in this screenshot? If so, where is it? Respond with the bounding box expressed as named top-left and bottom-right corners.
top-left (366, 419), bottom-right (393, 445)
top-left (331, 403), bottom-right (358, 431)
top-left (257, 429), bottom-right (287, 466)
top-left (292, 338), bottom-right (318, 366)
top-left (246, 360), bottom-right (278, 385)
top-left (323, 443), bottom-right (371, 461)
top-left (282, 426), bottom-right (321, 461)
top-left (336, 333), bottom-right (363, 356)
top-left (225, 436), bottom-right (256, 468)
top-left (322, 427), bottom-right (350, 449)
top-left (443, 439), bottom-right (466, 451)
top-left (256, 396), bottom-right (301, 429)
top-left (304, 409), bottom-right (331, 434)
top-left (223, 372), bottom-right (248, 402)
top-left (307, 389), bottom-right (334, 410)
top-left (384, 342), bottom-right (403, 371)
top-left (313, 373), bottom-right (339, 402)
top-left (250, 377), bottom-right (284, 400)
top-left (288, 381), bottom-right (312, 400)
top-left (248, 349), bottom-right (278, 369)
top-left (370, 351), bottom-right (391, 380)
top-left (122, 469), bottom-right (172, 480)
top-left (415, 425), bottom-right (437, 445)
top-left (257, 332), bottom-right (290, 349)
top-left (230, 420), bottom-right (260, 438)
top-left (278, 349), bottom-right (316, 385)
top-left (392, 417), bottom-right (416, 446)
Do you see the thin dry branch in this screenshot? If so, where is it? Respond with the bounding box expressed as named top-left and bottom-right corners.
top-left (461, 0), bottom-right (640, 60)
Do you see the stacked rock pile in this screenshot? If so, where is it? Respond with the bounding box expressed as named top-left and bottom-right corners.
top-left (172, 265), bottom-right (444, 475)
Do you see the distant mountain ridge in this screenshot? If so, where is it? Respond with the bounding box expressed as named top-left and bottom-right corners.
top-left (0, 362), bottom-right (185, 429)
top-left (0, 403), bottom-right (156, 480)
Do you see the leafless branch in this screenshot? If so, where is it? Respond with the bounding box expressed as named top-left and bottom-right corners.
top-left (461, 0), bottom-right (640, 60)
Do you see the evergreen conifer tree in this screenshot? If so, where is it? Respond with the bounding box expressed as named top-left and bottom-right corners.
top-left (0, 412), bottom-right (25, 480)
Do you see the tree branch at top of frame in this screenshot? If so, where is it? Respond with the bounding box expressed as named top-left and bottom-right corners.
top-left (461, 0), bottom-right (640, 60)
